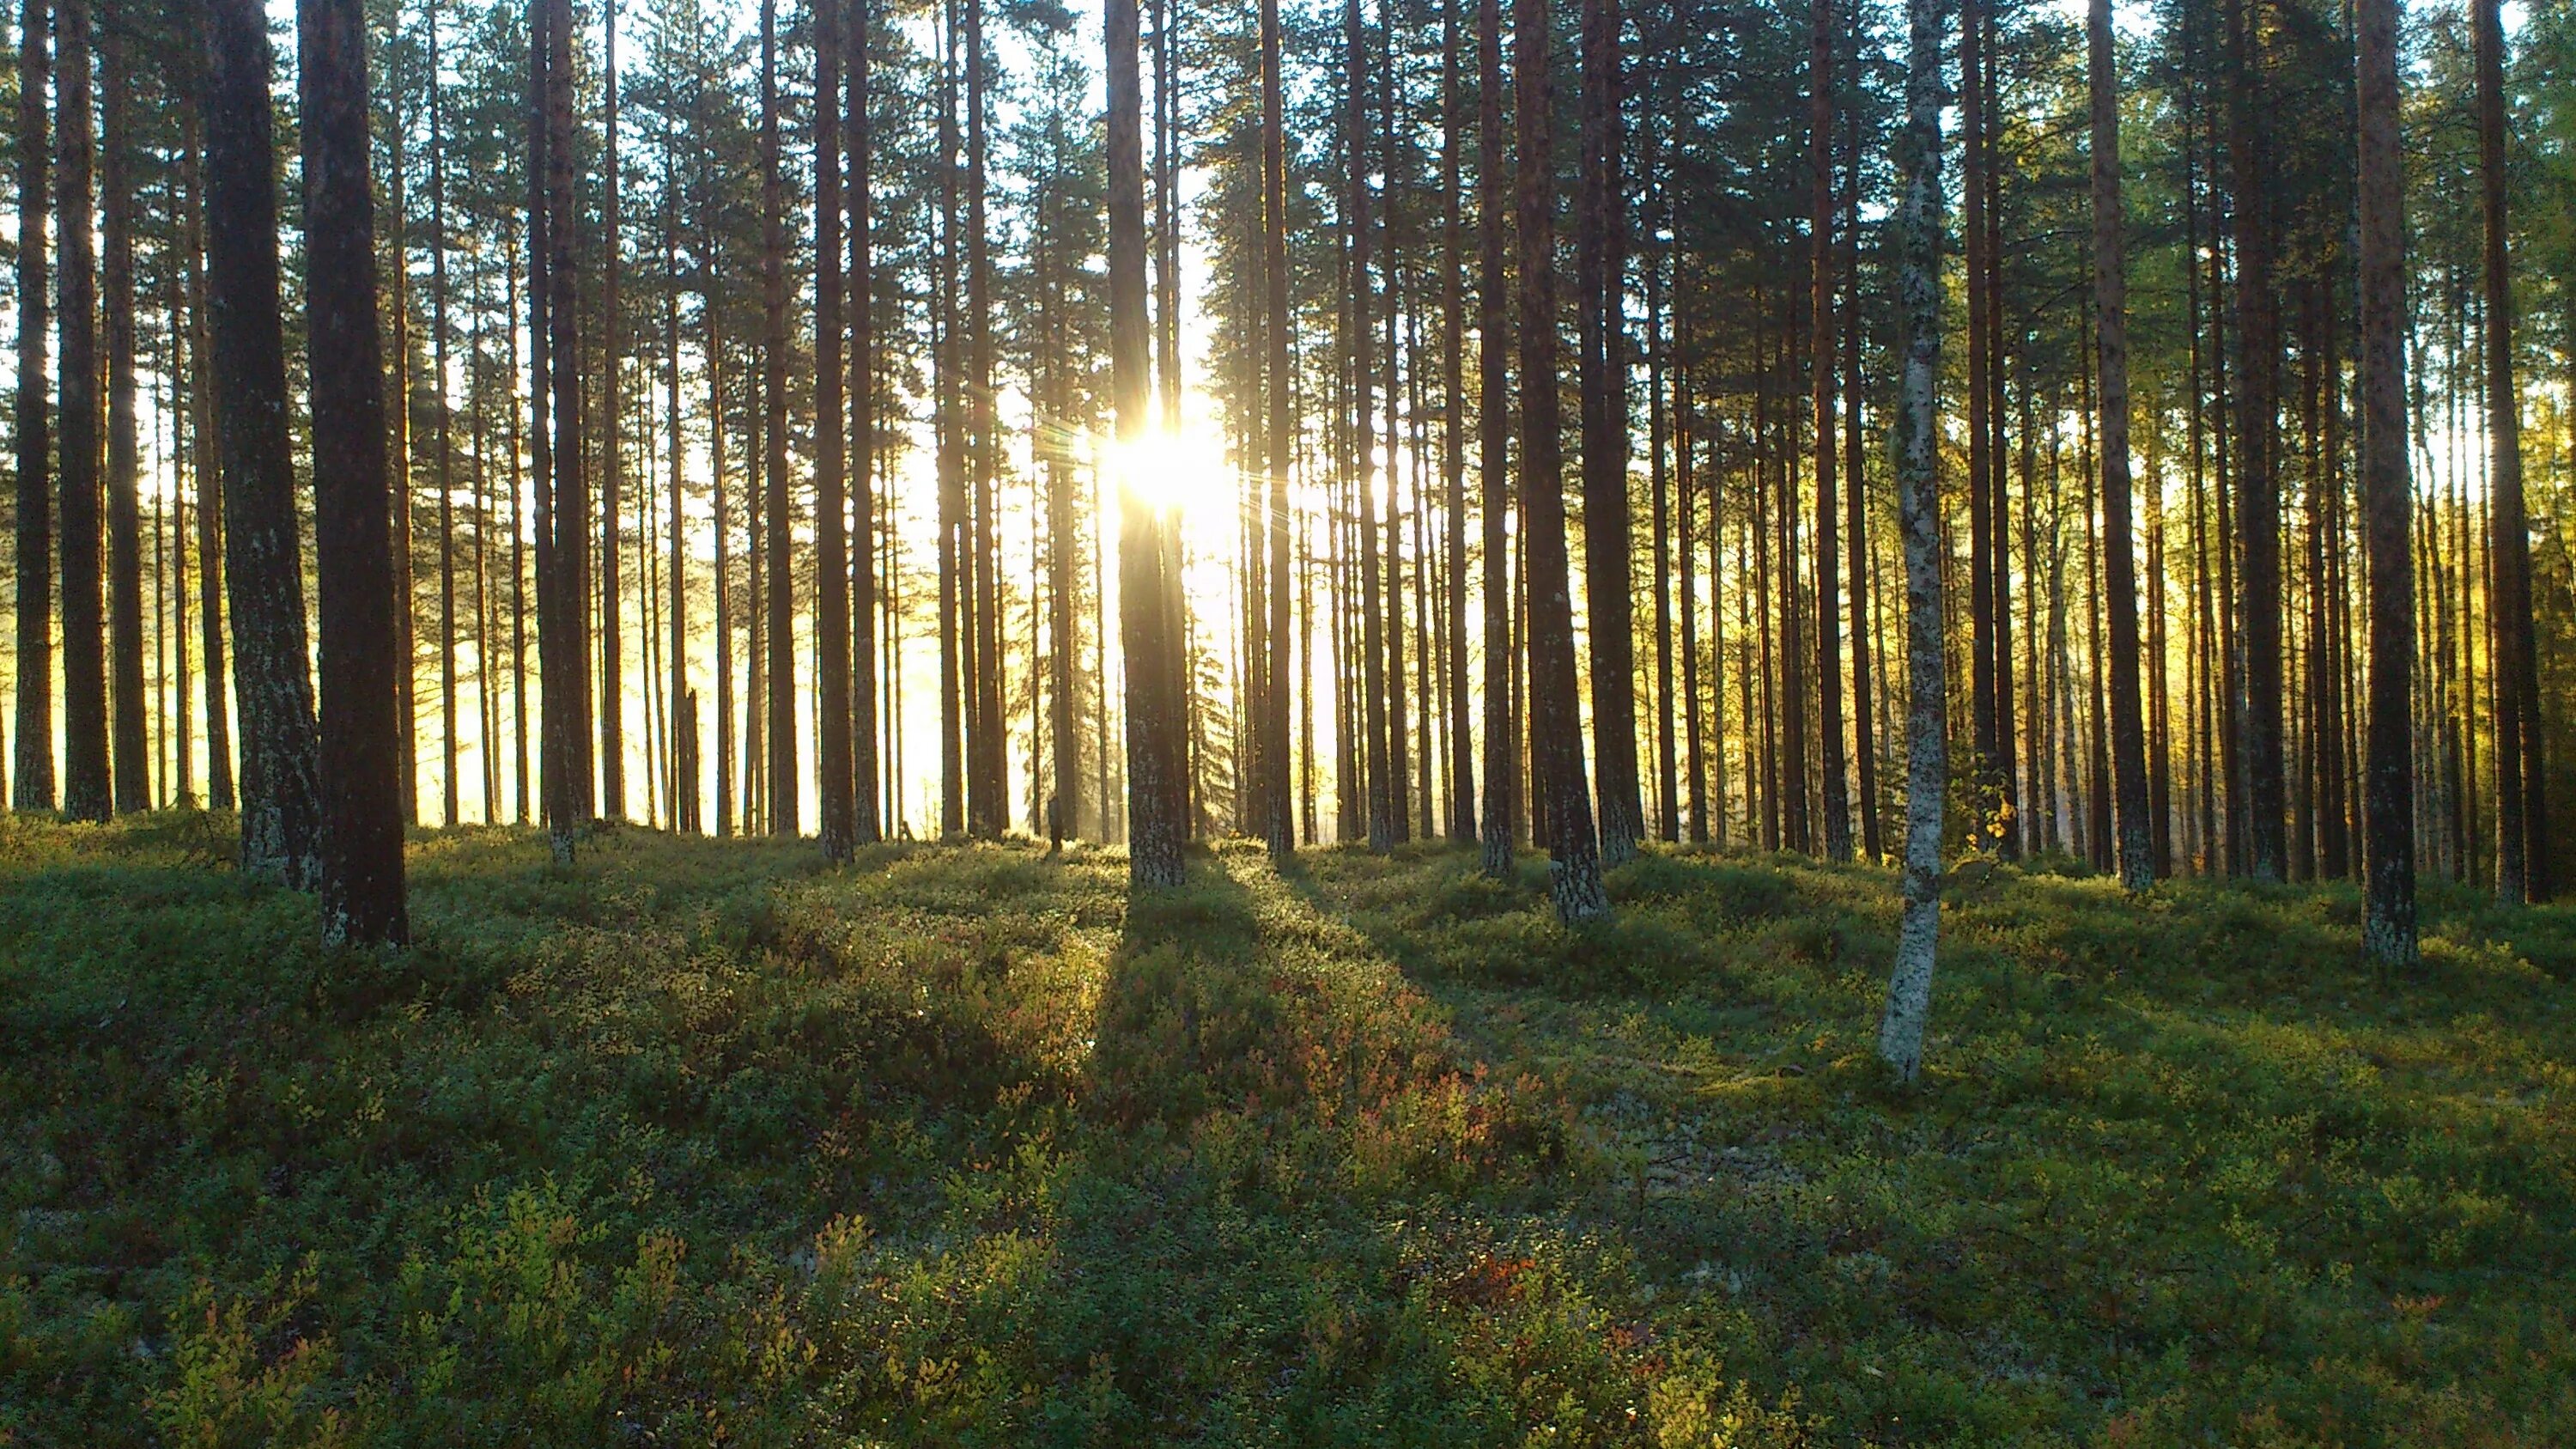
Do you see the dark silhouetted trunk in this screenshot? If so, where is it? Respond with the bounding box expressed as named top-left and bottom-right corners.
top-left (2091, 0), bottom-right (2149, 891)
top-left (56, 0), bottom-right (105, 820)
top-left (759, 0), bottom-right (794, 837)
top-left (848, 0), bottom-right (882, 843)
top-left (814, 0), bottom-right (854, 859)
top-left (101, 19), bottom-right (143, 813)
top-left (13, 0), bottom-right (49, 812)
top-left (1811, 0), bottom-right (1848, 861)
top-left (300, 0), bottom-right (408, 943)
top-left (1475, 0), bottom-right (1514, 879)
top-left (2475, 0), bottom-right (2540, 903)
top-left (2227, 0), bottom-right (2284, 880)
top-left (2354, 0), bottom-right (2415, 962)
top-left (1577, 0), bottom-right (1639, 866)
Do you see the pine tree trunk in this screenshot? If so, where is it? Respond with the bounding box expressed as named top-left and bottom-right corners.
top-left (2090, 0), bottom-right (2150, 892)
top-left (1516, 0), bottom-right (1607, 921)
top-left (598, 0), bottom-right (624, 822)
top-left (100, 18), bottom-right (144, 814)
top-left (299, 0), bottom-right (408, 944)
top-left (1261, 0), bottom-right (1297, 859)
top-left (202, 0), bottom-right (322, 886)
top-left (813, 0), bottom-right (854, 860)
top-left (1810, 0), bottom-right (1849, 862)
top-left (2474, 0), bottom-right (2541, 903)
top-left (55, 0), bottom-right (106, 821)
top-left (1577, 0), bottom-right (1641, 867)
top-left (1474, 0), bottom-right (1515, 879)
top-left (2354, 0), bottom-right (2415, 962)
top-left (1878, 0), bottom-right (1944, 1085)
top-left (758, 0), bottom-right (794, 837)
top-left (2227, 0), bottom-right (2285, 880)
top-left (1844, 89), bottom-right (1878, 860)
top-left (542, 0), bottom-right (592, 854)
top-left (1109, 0), bottom-right (1181, 887)
top-left (966, 0), bottom-right (1002, 838)
top-left (1960, 0), bottom-right (1996, 850)
top-left (1439, 0), bottom-right (1473, 848)
top-left (848, 0), bottom-right (882, 844)
top-left (13, 0), bottom-right (51, 813)
top-left (430, 0), bottom-right (459, 829)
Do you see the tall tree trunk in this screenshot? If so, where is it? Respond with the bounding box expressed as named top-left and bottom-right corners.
top-left (1110, 0), bottom-right (1181, 887)
top-left (759, 0), bottom-right (794, 837)
top-left (2090, 0), bottom-right (2149, 891)
top-left (1810, 0), bottom-right (1849, 861)
top-left (55, 0), bottom-right (106, 821)
top-left (598, 0), bottom-right (624, 821)
top-left (2475, 0), bottom-right (2541, 903)
top-left (1879, 0), bottom-right (1944, 1084)
top-left (300, 0), bottom-right (408, 944)
top-left (1577, 0), bottom-right (1640, 867)
top-left (814, 0), bottom-right (854, 860)
top-left (1516, 0), bottom-right (1607, 921)
top-left (848, 0), bottom-right (881, 844)
top-left (2228, 0), bottom-right (2285, 880)
top-left (1475, 0), bottom-right (1514, 879)
top-left (1649, 204), bottom-right (1678, 843)
top-left (1843, 79), bottom-right (1878, 861)
top-left (1261, 0), bottom-right (1297, 860)
top-left (2354, 0), bottom-right (2415, 961)
top-left (1961, 0), bottom-right (1997, 850)
top-left (13, 0), bottom-right (49, 812)
top-left (542, 0), bottom-right (592, 854)
top-left (934, 0), bottom-right (963, 838)
top-left (966, 0), bottom-right (1001, 838)
top-left (100, 17), bottom-right (143, 814)
top-left (1347, 0), bottom-right (1391, 852)
top-left (1440, 0), bottom-right (1473, 847)
top-left (430, 0), bottom-right (459, 827)
top-left (203, 0), bottom-right (322, 886)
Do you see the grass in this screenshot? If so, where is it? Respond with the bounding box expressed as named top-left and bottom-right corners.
top-left (2, 813), bottom-right (2572, 1446)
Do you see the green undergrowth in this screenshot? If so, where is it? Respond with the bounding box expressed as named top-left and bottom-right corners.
top-left (1, 812), bottom-right (2569, 1446)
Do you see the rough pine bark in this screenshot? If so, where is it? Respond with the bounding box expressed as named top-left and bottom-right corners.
top-left (1516, 0), bottom-right (1606, 922)
top-left (1440, 0), bottom-right (1473, 847)
top-left (299, 0), bottom-right (409, 944)
top-left (2227, 0), bottom-right (2285, 880)
top-left (202, 0), bottom-right (322, 886)
top-left (2354, 0), bottom-right (2415, 963)
top-left (598, 0), bottom-right (624, 822)
top-left (2091, 0), bottom-right (2150, 892)
top-left (1878, 0), bottom-right (1944, 1085)
top-left (542, 0), bottom-right (592, 853)
top-left (13, 0), bottom-right (50, 813)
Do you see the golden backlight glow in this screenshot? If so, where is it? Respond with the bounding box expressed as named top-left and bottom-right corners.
top-left (1098, 417), bottom-right (1236, 519)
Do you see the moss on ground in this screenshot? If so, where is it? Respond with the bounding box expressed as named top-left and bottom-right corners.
top-left (2, 813), bottom-right (2570, 1445)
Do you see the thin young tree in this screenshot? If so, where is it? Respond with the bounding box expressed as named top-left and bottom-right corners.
top-left (1516, 0), bottom-right (1607, 921)
top-left (1876, 0), bottom-right (1943, 1084)
top-left (2354, 0), bottom-right (2415, 962)
top-left (203, 0), bottom-right (323, 886)
top-left (2475, 0), bottom-right (2542, 904)
top-left (300, 0), bottom-right (408, 944)
top-left (814, 0), bottom-right (856, 861)
top-left (599, 0), bottom-right (626, 822)
top-left (1474, 0), bottom-right (1514, 880)
top-left (2091, 0), bottom-right (2150, 892)
top-left (13, 0), bottom-right (50, 813)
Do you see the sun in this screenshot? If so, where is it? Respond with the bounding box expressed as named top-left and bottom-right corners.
top-left (1099, 417), bottom-right (1235, 519)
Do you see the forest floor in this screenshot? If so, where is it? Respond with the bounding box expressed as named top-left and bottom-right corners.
top-left (3, 813), bottom-right (2573, 1446)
